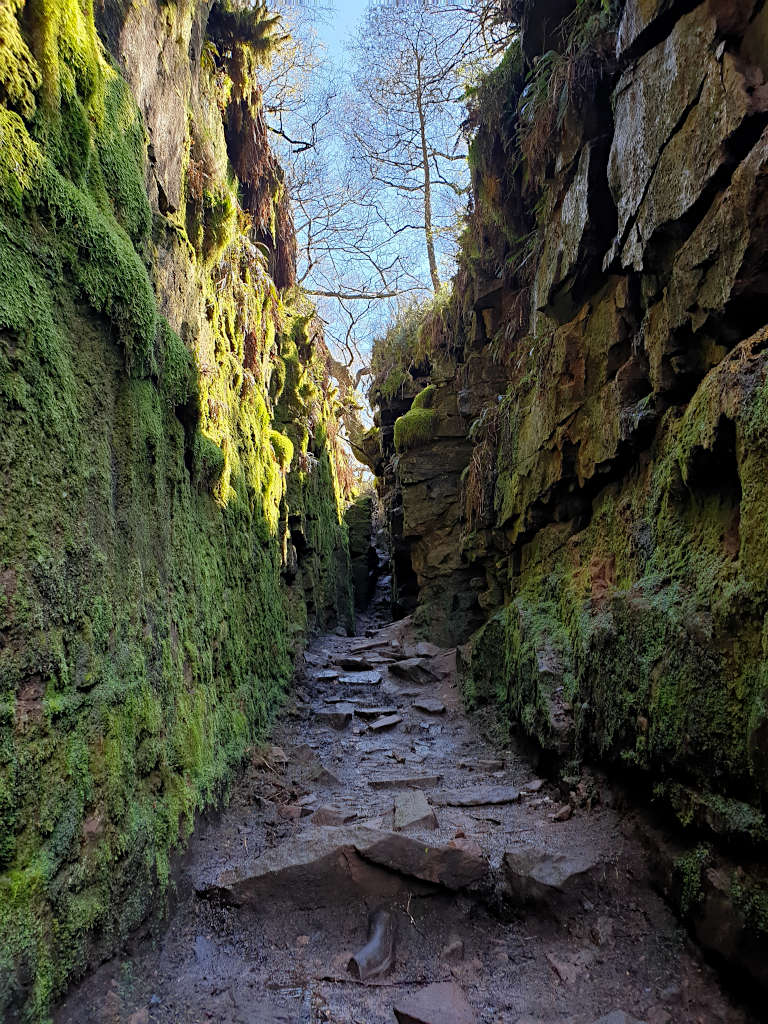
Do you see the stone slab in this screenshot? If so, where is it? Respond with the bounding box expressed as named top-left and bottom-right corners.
top-left (369, 775), bottom-right (443, 790)
top-left (394, 790), bottom-right (438, 832)
top-left (393, 981), bottom-right (476, 1024)
top-left (432, 786), bottom-right (519, 807)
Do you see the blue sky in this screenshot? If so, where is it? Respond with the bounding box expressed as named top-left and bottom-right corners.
top-left (313, 0), bottom-right (365, 58)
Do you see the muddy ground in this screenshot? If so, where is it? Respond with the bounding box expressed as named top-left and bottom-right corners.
top-left (55, 597), bottom-right (756, 1024)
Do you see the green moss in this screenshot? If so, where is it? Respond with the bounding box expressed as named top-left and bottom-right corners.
top-left (0, 1), bottom-right (41, 121)
top-left (0, 3), bottom-right (354, 1019)
top-left (156, 320), bottom-right (196, 410)
top-left (731, 873), bottom-right (768, 937)
top-left (675, 845), bottom-right (710, 917)
top-left (269, 429), bottom-right (293, 470)
top-left (394, 407), bottom-right (436, 452)
top-left (201, 184), bottom-right (237, 263)
top-left (411, 384), bottom-right (436, 410)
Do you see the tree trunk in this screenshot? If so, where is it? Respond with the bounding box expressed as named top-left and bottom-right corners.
top-left (416, 56), bottom-right (441, 293)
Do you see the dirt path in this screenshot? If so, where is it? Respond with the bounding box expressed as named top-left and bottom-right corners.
top-left (56, 602), bottom-right (754, 1024)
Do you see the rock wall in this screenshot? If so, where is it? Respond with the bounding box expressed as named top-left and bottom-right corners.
top-left (371, 0), bottom-right (768, 983)
top-left (0, 2), bottom-right (352, 1019)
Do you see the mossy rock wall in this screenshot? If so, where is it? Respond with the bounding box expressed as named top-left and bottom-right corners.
top-left (372, 0), bottom-right (768, 981)
top-left (0, 2), bottom-right (352, 1019)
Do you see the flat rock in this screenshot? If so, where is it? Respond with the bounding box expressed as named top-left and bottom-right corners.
top-left (413, 697), bottom-right (446, 715)
top-left (449, 838), bottom-right (482, 858)
top-left (304, 652), bottom-right (327, 667)
top-left (313, 704), bottom-right (354, 730)
top-left (211, 829), bottom-right (412, 908)
top-left (355, 706), bottom-right (398, 719)
top-left (314, 668), bottom-right (340, 681)
top-left (307, 764), bottom-right (340, 787)
top-left (546, 952), bottom-right (579, 985)
top-left (459, 758), bottom-right (503, 772)
top-left (503, 845), bottom-right (599, 903)
top-left (363, 832), bottom-right (487, 889)
top-left (277, 803), bottom-right (311, 821)
top-left (211, 827), bottom-right (487, 907)
top-left (394, 790), bottom-right (438, 832)
top-left (402, 641), bottom-right (445, 660)
top-left (432, 786), bottom-right (519, 807)
top-left (370, 714), bottom-right (403, 731)
top-left (393, 981), bottom-right (476, 1024)
top-left (338, 672), bottom-right (383, 687)
top-left (369, 774), bottom-right (442, 790)
top-left (311, 805), bottom-right (357, 826)
top-left (389, 657), bottom-right (439, 685)
top-left (336, 656), bottom-right (375, 671)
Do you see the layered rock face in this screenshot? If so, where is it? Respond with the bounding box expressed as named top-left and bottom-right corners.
top-left (371, 0), bottom-right (768, 980)
top-left (0, 2), bottom-right (352, 1018)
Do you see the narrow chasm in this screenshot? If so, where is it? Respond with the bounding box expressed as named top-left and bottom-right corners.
top-left (2, 1), bottom-right (768, 1023)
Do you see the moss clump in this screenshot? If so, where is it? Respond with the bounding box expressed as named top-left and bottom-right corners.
top-left (394, 407), bottom-right (437, 452)
top-left (269, 429), bottom-right (294, 470)
top-left (411, 384), bottom-right (436, 410)
top-left (201, 185), bottom-right (238, 263)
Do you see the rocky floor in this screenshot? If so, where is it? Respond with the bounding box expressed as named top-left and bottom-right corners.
top-left (55, 598), bottom-right (756, 1024)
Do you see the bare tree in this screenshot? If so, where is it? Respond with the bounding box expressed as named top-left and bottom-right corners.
top-left (345, 0), bottom-right (491, 294)
top-left (260, 0), bottom-right (507, 377)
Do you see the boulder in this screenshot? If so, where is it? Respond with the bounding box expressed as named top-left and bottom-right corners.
top-left (313, 704), bottom-right (354, 730)
top-left (362, 832), bottom-right (487, 889)
top-left (502, 845), bottom-right (600, 905)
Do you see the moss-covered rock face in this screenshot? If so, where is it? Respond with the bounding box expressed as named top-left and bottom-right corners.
top-left (0, 2), bottom-right (352, 1019)
top-left (371, 0), bottom-right (768, 985)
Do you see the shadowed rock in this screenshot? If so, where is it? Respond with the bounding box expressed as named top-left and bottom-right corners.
top-left (390, 657), bottom-right (440, 685)
top-left (502, 845), bottom-right (600, 905)
top-left (336, 656), bottom-right (376, 671)
top-left (313, 704), bottom-right (354, 730)
top-left (206, 827), bottom-right (488, 907)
